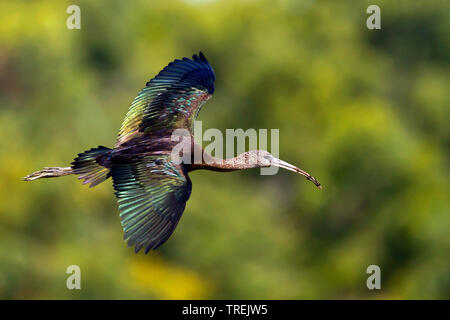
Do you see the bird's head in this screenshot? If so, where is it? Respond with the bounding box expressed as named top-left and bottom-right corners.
top-left (244, 150), bottom-right (322, 189)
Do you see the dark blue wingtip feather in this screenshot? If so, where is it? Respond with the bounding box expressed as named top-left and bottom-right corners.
top-left (195, 51), bottom-right (215, 94)
top-left (194, 51), bottom-right (208, 63)
top-left (192, 53), bottom-right (201, 63)
top-left (146, 52), bottom-right (216, 94)
top-left (186, 52), bottom-right (215, 94)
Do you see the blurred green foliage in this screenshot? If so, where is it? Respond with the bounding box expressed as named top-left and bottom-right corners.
top-left (0, 0), bottom-right (448, 299)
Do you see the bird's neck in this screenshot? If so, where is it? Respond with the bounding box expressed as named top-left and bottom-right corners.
top-left (189, 152), bottom-right (261, 172)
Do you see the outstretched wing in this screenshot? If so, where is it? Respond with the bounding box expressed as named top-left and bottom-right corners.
top-left (116, 52), bottom-right (215, 146)
top-left (111, 155), bottom-right (192, 253)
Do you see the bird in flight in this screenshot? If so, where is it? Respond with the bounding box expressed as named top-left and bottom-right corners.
top-left (24, 52), bottom-right (321, 253)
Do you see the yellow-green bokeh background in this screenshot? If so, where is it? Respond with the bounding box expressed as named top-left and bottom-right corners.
top-left (0, 0), bottom-right (449, 299)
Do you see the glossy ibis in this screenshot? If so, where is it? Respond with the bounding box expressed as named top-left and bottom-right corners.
top-left (24, 52), bottom-right (321, 253)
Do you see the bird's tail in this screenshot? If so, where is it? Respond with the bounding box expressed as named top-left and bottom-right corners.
top-left (71, 146), bottom-right (112, 187)
top-left (23, 146), bottom-right (112, 188)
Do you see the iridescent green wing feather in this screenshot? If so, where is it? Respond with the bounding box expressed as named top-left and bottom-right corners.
top-left (116, 52), bottom-right (215, 146)
top-left (111, 155), bottom-right (192, 253)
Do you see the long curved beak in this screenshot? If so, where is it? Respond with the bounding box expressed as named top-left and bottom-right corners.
top-left (271, 158), bottom-right (322, 189)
